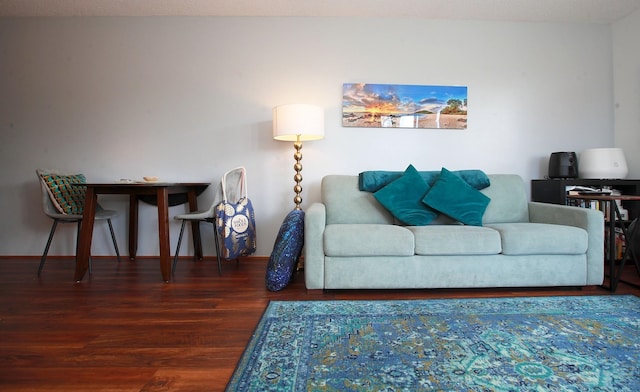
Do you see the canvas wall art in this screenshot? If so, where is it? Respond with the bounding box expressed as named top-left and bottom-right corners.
top-left (342, 83), bottom-right (468, 129)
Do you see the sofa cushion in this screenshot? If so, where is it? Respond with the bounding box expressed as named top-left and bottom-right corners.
top-left (486, 223), bottom-right (588, 255)
top-left (322, 175), bottom-right (394, 225)
top-left (408, 225), bottom-right (502, 255)
top-left (422, 167), bottom-right (490, 226)
top-left (324, 224), bottom-right (414, 256)
top-left (480, 175), bottom-right (529, 224)
top-left (373, 164), bottom-right (438, 226)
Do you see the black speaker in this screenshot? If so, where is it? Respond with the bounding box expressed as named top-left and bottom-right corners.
top-left (548, 152), bottom-right (578, 178)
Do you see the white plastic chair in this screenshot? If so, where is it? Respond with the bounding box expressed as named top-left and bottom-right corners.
top-left (172, 167), bottom-right (246, 275)
top-left (36, 169), bottom-right (121, 275)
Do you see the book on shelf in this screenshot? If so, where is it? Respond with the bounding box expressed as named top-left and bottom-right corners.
top-left (605, 226), bottom-right (627, 260)
top-left (565, 185), bottom-right (613, 196)
top-left (567, 199), bottom-right (601, 210)
top-left (564, 186), bottom-right (631, 220)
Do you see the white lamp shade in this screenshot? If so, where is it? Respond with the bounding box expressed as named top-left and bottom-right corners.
top-left (579, 148), bottom-right (628, 179)
top-left (273, 104), bottom-right (324, 142)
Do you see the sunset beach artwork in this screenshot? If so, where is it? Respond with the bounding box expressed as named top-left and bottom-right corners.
top-left (342, 83), bottom-right (468, 129)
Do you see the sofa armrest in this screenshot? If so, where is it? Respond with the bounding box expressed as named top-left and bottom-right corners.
top-left (529, 201), bottom-right (604, 284)
top-left (304, 202), bottom-right (326, 289)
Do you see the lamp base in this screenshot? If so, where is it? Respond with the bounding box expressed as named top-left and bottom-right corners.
top-left (293, 138), bottom-right (303, 210)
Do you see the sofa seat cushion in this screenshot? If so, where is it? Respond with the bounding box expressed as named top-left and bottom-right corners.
top-left (486, 223), bottom-right (588, 255)
top-left (407, 225), bottom-right (502, 255)
top-left (324, 224), bottom-right (414, 256)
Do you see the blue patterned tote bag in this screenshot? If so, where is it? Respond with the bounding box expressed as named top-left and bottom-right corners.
top-left (215, 167), bottom-right (257, 260)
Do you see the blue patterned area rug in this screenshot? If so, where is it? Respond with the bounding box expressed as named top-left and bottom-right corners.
top-left (226, 296), bottom-right (640, 391)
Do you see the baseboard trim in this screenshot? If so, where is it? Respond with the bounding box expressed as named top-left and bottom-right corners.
top-left (0, 255), bottom-right (270, 261)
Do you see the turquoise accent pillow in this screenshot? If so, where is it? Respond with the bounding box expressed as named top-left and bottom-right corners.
top-left (39, 173), bottom-right (87, 215)
top-left (422, 167), bottom-right (491, 226)
top-left (373, 164), bottom-right (438, 226)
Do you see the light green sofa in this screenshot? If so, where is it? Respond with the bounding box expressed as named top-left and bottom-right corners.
top-left (304, 174), bottom-right (604, 290)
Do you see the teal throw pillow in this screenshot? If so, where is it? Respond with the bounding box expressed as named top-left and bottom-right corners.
top-left (39, 173), bottom-right (87, 215)
top-left (422, 167), bottom-right (491, 226)
top-left (373, 164), bottom-right (438, 226)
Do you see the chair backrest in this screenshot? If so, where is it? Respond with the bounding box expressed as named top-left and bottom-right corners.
top-left (36, 169), bottom-right (67, 218)
top-left (200, 167), bottom-right (248, 215)
top-left (221, 167), bottom-right (247, 204)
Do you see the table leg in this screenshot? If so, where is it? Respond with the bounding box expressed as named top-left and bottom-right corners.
top-left (608, 201), bottom-right (617, 291)
top-left (75, 187), bottom-right (97, 282)
top-left (156, 187), bottom-right (171, 282)
top-left (187, 189), bottom-right (203, 260)
top-left (613, 218), bottom-right (639, 287)
top-left (129, 195), bottom-right (139, 260)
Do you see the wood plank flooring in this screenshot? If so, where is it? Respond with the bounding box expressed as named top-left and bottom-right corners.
top-left (1, 256), bottom-right (638, 391)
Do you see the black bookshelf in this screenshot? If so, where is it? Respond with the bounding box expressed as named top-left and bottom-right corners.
top-left (531, 178), bottom-right (640, 220)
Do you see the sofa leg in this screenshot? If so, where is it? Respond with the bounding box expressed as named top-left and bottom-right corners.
top-left (305, 289), bottom-right (325, 295)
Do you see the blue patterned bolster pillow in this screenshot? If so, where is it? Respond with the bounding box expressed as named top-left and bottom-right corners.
top-left (266, 209), bottom-right (305, 291)
top-left (359, 169), bottom-right (490, 193)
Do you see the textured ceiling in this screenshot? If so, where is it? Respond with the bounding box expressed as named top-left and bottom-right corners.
top-left (0, 0), bottom-right (639, 23)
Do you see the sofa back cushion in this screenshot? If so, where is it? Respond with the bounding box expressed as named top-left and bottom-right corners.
top-left (323, 175), bottom-right (394, 225)
top-left (480, 174), bottom-right (529, 224)
top-left (322, 173), bottom-right (529, 225)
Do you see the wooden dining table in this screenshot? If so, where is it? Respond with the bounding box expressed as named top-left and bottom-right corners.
top-left (73, 182), bottom-right (209, 282)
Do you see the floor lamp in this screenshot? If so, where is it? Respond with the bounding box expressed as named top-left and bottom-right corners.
top-left (266, 103), bottom-right (324, 291)
top-left (272, 103), bottom-right (325, 210)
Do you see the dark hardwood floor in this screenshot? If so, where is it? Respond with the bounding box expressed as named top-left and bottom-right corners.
top-left (1, 256), bottom-right (638, 391)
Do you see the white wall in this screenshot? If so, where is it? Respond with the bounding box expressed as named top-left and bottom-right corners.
top-left (0, 17), bottom-right (614, 257)
top-left (613, 8), bottom-right (640, 178)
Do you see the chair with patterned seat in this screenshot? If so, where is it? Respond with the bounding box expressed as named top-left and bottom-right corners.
top-left (36, 169), bottom-right (121, 275)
